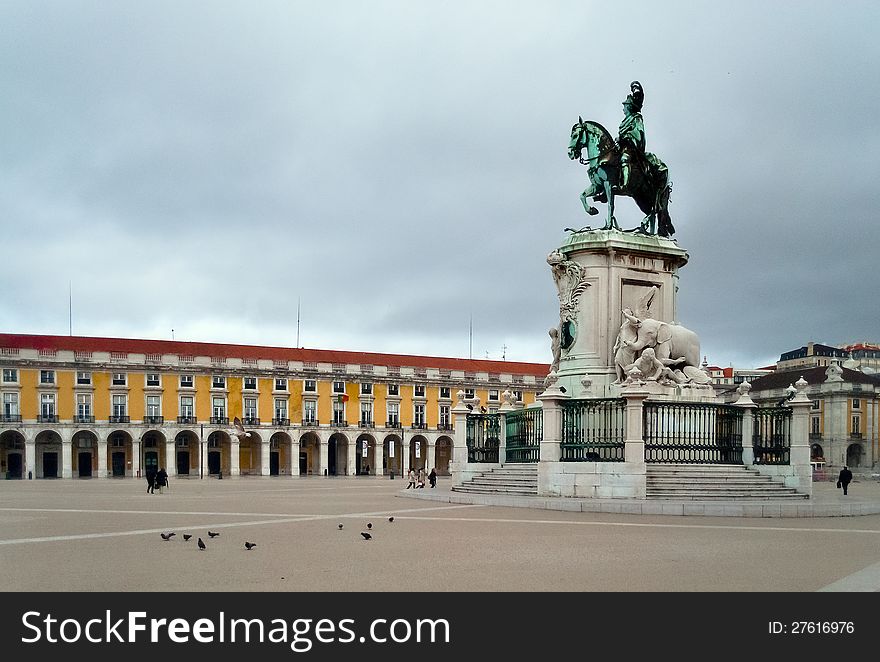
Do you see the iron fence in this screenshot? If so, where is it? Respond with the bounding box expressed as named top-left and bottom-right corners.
top-left (505, 407), bottom-right (542, 463)
top-left (753, 407), bottom-right (791, 465)
top-left (643, 402), bottom-right (743, 464)
top-left (466, 413), bottom-right (500, 463)
top-left (561, 398), bottom-right (626, 462)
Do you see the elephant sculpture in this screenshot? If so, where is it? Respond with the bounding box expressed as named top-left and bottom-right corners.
top-left (619, 318), bottom-right (703, 383)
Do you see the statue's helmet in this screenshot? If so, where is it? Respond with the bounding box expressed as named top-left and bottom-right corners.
top-left (626, 81), bottom-right (644, 112)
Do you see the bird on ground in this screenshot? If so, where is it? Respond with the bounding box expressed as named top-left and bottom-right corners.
top-left (388, 517), bottom-right (394, 523)
top-left (244, 542), bottom-right (257, 550)
top-left (360, 532), bottom-right (372, 541)
top-left (197, 538), bottom-right (206, 550)
top-left (338, 523), bottom-right (344, 529)
top-left (231, 417), bottom-right (252, 442)
top-left (367, 522), bottom-right (372, 529)
top-left (183, 534), bottom-right (192, 541)
top-left (208, 531), bottom-right (220, 538)
top-left (160, 532), bottom-right (174, 541)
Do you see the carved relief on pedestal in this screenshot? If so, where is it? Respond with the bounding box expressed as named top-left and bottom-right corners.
top-left (547, 250), bottom-right (591, 359)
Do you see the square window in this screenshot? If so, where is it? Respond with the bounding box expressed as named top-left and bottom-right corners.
top-left (361, 382), bottom-right (373, 395)
top-left (40, 370), bottom-right (55, 384)
top-left (77, 371), bottom-right (91, 385)
top-left (2, 368), bottom-right (17, 383)
top-left (513, 391), bottom-right (523, 402)
top-left (440, 387), bottom-right (451, 399)
top-left (488, 389), bottom-right (499, 401)
top-left (146, 373), bottom-right (161, 387)
top-left (388, 384), bottom-right (399, 396)
top-left (414, 384), bottom-right (426, 398)
top-left (244, 377), bottom-right (257, 390)
top-left (333, 381), bottom-right (345, 394)
top-left (304, 379), bottom-right (317, 392)
top-left (112, 373), bottom-right (127, 386)
top-left (275, 378), bottom-right (288, 391)
top-left (180, 374), bottom-right (194, 388)
top-left (464, 388), bottom-right (475, 399)
top-left (212, 376), bottom-right (226, 389)
top-left (852, 399), bottom-right (861, 409)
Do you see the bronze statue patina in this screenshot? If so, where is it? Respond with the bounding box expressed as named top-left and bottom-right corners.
top-left (567, 81), bottom-right (674, 237)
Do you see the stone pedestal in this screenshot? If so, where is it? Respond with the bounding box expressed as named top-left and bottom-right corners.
top-left (548, 230), bottom-right (689, 397)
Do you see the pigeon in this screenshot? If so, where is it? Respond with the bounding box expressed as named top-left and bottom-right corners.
top-left (360, 532), bottom-right (372, 541)
top-left (208, 531), bottom-right (220, 538)
top-left (367, 522), bottom-right (372, 529)
top-left (388, 517), bottom-right (394, 523)
top-left (231, 417), bottom-right (252, 442)
top-left (197, 537), bottom-right (206, 550)
top-left (338, 523), bottom-right (344, 530)
top-left (160, 532), bottom-right (174, 541)
top-left (183, 534), bottom-right (192, 541)
top-left (244, 542), bottom-right (257, 550)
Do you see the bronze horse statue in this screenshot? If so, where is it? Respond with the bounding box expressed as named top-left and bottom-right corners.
top-left (567, 118), bottom-right (674, 237)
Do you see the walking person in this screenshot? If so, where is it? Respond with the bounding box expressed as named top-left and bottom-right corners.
top-left (837, 465), bottom-right (853, 495)
top-left (428, 467), bottom-right (437, 488)
top-left (145, 468), bottom-right (156, 494)
top-left (417, 468), bottom-right (425, 488)
top-left (155, 467), bottom-right (169, 494)
top-left (406, 468), bottom-right (416, 489)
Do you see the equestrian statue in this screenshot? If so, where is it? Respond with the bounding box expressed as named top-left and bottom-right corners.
top-left (567, 81), bottom-right (674, 238)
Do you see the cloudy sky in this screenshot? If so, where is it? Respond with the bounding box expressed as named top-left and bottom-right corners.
top-left (1, 1), bottom-right (877, 369)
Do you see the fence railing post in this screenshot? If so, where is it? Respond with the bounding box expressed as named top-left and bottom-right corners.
top-left (451, 391), bottom-right (471, 487)
top-left (498, 393), bottom-right (515, 465)
top-left (621, 385), bottom-right (649, 464)
top-left (787, 377), bottom-right (814, 497)
top-left (734, 382), bottom-right (757, 466)
top-left (536, 378), bottom-right (566, 495)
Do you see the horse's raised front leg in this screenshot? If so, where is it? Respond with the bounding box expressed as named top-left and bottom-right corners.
top-left (580, 184), bottom-right (600, 216)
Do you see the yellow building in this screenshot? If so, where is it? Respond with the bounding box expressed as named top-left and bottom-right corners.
top-left (0, 334), bottom-right (547, 480)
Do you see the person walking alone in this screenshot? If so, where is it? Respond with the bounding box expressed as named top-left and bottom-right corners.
top-left (406, 468), bottom-right (416, 489)
top-left (838, 466), bottom-right (853, 495)
top-left (428, 467), bottom-right (437, 488)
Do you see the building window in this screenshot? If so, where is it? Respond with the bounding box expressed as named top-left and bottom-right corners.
top-left (464, 388), bottom-right (475, 399)
top-left (440, 387), bottom-right (451, 399)
top-left (387, 402), bottom-right (399, 425)
top-left (811, 417), bottom-right (820, 434)
top-left (811, 399), bottom-right (820, 410)
top-left (111, 434), bottom-right (125, 447)
top-left (388, 384), bottom-right (399, 396)
top-left (244, 377), bottom-right (257, 390)
top-left (180, 396), bottom-right (194, 418)
top-left (360, 402), bottom-right (373, 424)
top-left (413, 403), bottom-right (425, 427)
top-left (275, 378), bottom-right (288, 391)
top-left (333, 381), bottom-right (345, 394)
top-left (3, 392), bottom-right (19, 416)
top-left (852, 399), bottom-right (861, 409)
top-left (76, 371), bottom-right (91, 385)
top-left (212, 397), bottom-right (226, 419)
top-left (332, 400), bottom-right (345, 425)
top-left (212, 376), bottom-right (226, 389)
top-left (146, 395), bottom-right (161, 417)
top-left (852, 416), bottom-right (861, 435)
top-left (40, 393), bottom-right (56, 417)
top-left (112, 394), bottom-right (127, 417)
top-left (413, 384), bottom-right (426, 398)
top-left (146, 373), bottom-right (161, 387)
top-left (361, 382), bottom-right (373, 395)
top-left (180, 374), bottom-right (194, 388)
top-left (244, 397), bottom-right (258, 419)
top-left (112, 373), bottom-right (127, 386)
top-left (439, 405), bottom-right (450, 427)
top-left (304, 379), bottom-right (317, 393)
top-left (40, 370), bottom-right (55, 385)
top-left (77, 393), bottom-right (92, 418)
top-left (488, 389), bottom-right (499, 402)
top-left (303, 400), bottom-right (317, 424)
top-left (274, 398), bottom-right (288, 420)
top-left (2, 368), bottom-right (17, 383)
top-left (513, 390), bottom-right (523, 402)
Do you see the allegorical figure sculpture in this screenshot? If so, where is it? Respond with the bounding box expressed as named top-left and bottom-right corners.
top-left (567, 81), bottom-right (674, 237)
top-left (549, 327), bottom-right (561, 373)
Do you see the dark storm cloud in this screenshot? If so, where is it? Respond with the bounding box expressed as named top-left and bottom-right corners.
top-left (1, 1), bottom-right (876, 368)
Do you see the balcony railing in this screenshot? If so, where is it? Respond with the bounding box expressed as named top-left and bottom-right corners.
top-left (74, 415), bottom-right (95, 424)
top-left (359, 420), bottom-right (374, 428)
top-left (386, 421), bottom-right (401, 429)
top-left (808, 432), bottom-right (823, 441)
top-left (411, 423), bottom-right (427, 430)
top-left (177, 416), bottom-right (197, 425)
top-left (1, 414), bottom-right (22, 423)
top-left (301, 420), bottom-right (319, 427)
top-left (38, 414), bottom-right (59, 423)
top-left (436, 423), bottom-right (453, 431)
top-left (143, 415), bottom-right (164, 425)
top-left (210, 416), bottom-right (229, 425)
top-left (332, 420), bottom-right (349, 428)
top-left (242, 417), bottom-right (260, 426)
top-left (850, 432), bottom-right (863, 440)
top-left (272, 417), bottom-right (290, 426)
top-left (109, 415), bottom-right (130, 424)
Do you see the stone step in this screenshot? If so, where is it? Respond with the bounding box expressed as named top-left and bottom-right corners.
top-left (647, 492), bottom-right (808, 500)
top-left (648, 476), bottom-right (777, 484)
top-left (452, 486), bottom-right (538, 496)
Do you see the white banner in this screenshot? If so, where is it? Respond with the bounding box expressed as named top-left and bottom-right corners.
top-left (415, 441), bottom-right (421, 458)
top-left (389, 441), bottom-right (394, 458)
top-left (362, 442), bottom-right (368, 457)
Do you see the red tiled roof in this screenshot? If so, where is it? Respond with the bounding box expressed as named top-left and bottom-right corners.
top-left (0, 333), bottom-right (549, 376)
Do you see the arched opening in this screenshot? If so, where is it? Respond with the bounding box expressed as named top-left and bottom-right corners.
top-left (142, 431), bottom-right (166, 476)
top-left (207, 431), bottom-right (231, 475)
top-left (383, 435), bottom-right (402, 476)
top-left (846, 443), bottom-right (863, 468)
top-left (409, 434), bottom-right (428, 471)
top-left (299, 432), bottom-right (320, 475)
top-left (810, 443), bottom-right (824, 461)
top-left (108, 430), bottom-right (132, 477)
top-left (175, 430), bottom-right (199, 476)
top-left (270, 432), bottom-right (291, 476)
top-left (72, 430), bottom-right (98, 478)
top-left (239, 432), bottom-right (262, 476)
top-left (0, 430), bottom-right (25, 479)
top-left (434, 436), bottom-right (453, 476)
top-left (356, 434), bottom-right (377, 475)
top-left (35, 430), bottom-right (62, 478)
top-left (328, 433), bottom-right (349, 476)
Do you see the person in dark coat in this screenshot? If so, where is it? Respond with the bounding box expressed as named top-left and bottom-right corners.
top-left (145, 468), bottom-right (156, 494)
top-left (428, 467), bottom-right (437, 488)
top-left (838, 466), bottom-right (853, 495)
top-left (155, 467), bottom-right (169, 494)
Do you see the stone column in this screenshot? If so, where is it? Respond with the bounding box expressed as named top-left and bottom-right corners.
top-left (373, 440), bottom-right (384, 478)
top-left (261, 439), bottom-right (271, 476)
top-left (97, 438), bottom-right (108, 478)
top-left (426, 439), bottom-right (436, 474)
top-left (450, 391), bottom-right (471, 487)
top-left (622, 385), bottom-right (649, 465)
top-left (788, 377), bottom-right (813, 497)
top-left (132, 439), bottom-right (141, 478)
top-left (61, 433), bottom-right (72, 479)
top-left (319, 438), bottom-right (328, 476)
top-left (165, 440), bottom-right (176, 476)
top-left (401, 437), bottom-right (410, 476)
top-left (230, 439), bottom-right (240, 476)
top-left (25, 440), bottom-right (36, 479)
top-left (537, 379), bottom-right (567, 496)
top-left (734, 383), bottom-right (757, 466)
top-left (291, 438), bottom-right (301, 476)
top-left (347, 439), bottom-right (356, 476)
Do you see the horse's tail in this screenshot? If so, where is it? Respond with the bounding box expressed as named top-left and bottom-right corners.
top-left (657, 183), bottom-right (675, 238)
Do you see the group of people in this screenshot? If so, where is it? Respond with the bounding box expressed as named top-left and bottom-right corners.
top-left (405, 467), bottom-right (437, 489)
top-left (145, 467), bottom-right (168, 494)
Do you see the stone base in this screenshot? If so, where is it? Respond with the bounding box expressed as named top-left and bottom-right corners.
top-left (538, 460), bottom-right (646, 499)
